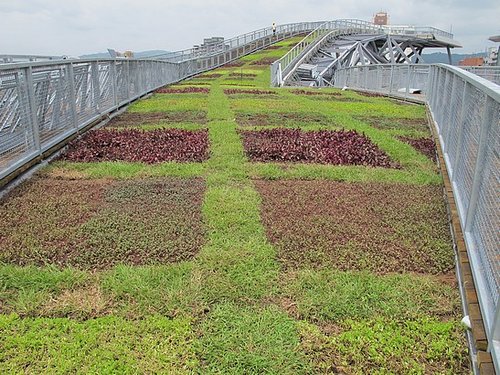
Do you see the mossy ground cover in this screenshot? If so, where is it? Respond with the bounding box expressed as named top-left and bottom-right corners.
top-left (0, 36), bottom-right (469, 373)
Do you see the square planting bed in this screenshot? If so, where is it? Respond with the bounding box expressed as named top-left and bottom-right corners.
top-left (398, 136), bottom-right (437, 162)
top-left (61, 128), bottom-right (209, 163)
top-left (155, 87), bottom-right (209, 94)
top-left (250, 57), bottom-right (278, 65)
top-left (236, 112), bottom-right (331, 127)
top-left (228, 73), bottom-right (257, 78)
top-left (220, 60), bottom-right (245, 68)
top-left (224, 89), bottom-right (278, 97)
top-left (290, 89), bottom-right (342, 97)
top-left (0, 178), bottom-right (206, 269)
top-left (241, 129), bottom-right (399, 168)
top-left (106, 111), bottom-right (208, 128)
top-left (290, 89), bottom-right (362, 102)
top-left (255, 180), bottom-right (454, 274)
top-left (360, 116), bottom-right (429, 133)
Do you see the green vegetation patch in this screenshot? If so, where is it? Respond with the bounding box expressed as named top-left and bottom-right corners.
top-left (359, 115), bottom-right (431, 133)
top-left (299, 318), bottom-right (469, 374)
top-left (0, 265), bottom-right (89, 317)
top-left (197, 303), bottom-right (310, 374)
top-left (283, 269), bottom-right (461, 322)
top-left (247, 162), bottom-right (441, 185)
top-left (105, 110), bottom-right (208, 128)
top-left (128, 94), bottom-right (208, 112)
top-left (0, 314), bottom-right (198, 374)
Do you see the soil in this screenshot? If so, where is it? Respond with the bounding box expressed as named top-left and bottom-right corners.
top-left (291, 89), bottom-right (341, 97)
top-left (263, 45), bottom-right (281, 50)
top-left (222, 83), bottom-right (257, 87)
top-left (228, 73), bottom-right (257, 78)
top-left (222, 61), bottom-right (245, 68)
top-left (195, 73), bottom-right (223, 79)
top-left (356, 91), bottom-right (385, 98)
top-left (255, 180), bottom-right (454, 274)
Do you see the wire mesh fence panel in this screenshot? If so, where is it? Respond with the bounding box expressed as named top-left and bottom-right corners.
top-left (470, 101), bottom-right (500, 308)
top-left (332, 63), bottom-right (500, 370)
top-left (452, 84), bottom-right (485, 218)
top-left (0, 68), bottom-right (37, 171)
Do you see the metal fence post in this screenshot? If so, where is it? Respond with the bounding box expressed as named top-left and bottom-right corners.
top-left (24, 66), bottom-right (41, 155)
top-left (91, 62), bottom-right (100, 111)
top-left (405, 64), bottom-right (411, 99)
top-left (389, 65), bottom-right (394, 94)
top-left (110, 61), bottom-right (118, 107)
top-left (67, 63), bottom-right (79, 130)
top-left (126, 60), bottom-right (131, 102)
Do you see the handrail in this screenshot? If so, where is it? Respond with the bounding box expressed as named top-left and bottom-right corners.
top-left (0, 21), bottom-right (318, 183)
top-left (148, 21), bottom-right (326, 62)
top-left (332, 62), bottom-right (500, 373)
top-left (460, 66), bottom-right (500, 85)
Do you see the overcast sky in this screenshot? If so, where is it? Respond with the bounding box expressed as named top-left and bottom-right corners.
top-left (1, 0), bottom-right (498, 56)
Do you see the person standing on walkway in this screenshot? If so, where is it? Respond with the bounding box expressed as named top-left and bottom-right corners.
top-left (272, 22), bottom-right (277, 36)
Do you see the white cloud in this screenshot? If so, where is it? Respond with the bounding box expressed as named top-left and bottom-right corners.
top-left (0, 0), bottom-right (498, 55)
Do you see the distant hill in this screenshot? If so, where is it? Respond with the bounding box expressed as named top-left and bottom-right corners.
top-left (422, 52), bottom-right (485, 65)
top-left (79, 50), bottom-right (171, 59)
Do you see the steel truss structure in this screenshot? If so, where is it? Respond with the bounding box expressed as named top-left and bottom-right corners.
top-left (272, 22), bottom-right (461, 87)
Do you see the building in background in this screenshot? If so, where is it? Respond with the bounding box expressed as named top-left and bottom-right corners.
top-left (487, 35), bottom-right (500, 66)
top-left (373, 12), bottom-right (389, 26)
top-left (458, 57), bottom-right (484, 66)
top-left (194, 37), bottom-right (226, 54)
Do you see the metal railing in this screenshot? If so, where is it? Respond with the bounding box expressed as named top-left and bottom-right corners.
top-left (461, 66), bottom-right (500, 86)
top-left (333, 63), bottom-right (500, 372)
top-left (148, 22), bottom-right (324, 62)
top-left (333, 64), bottom-right (431, 101)
top-left (381, 25), bottom-right (454, 40)
top-left (0, 59), bottom-right (182, 180)
top-left (428, 67), bottom-right (499, 371)
top-left (0, 54), bottom-right (65, 64)
top-left (0, 23), bottom-right (315, 182)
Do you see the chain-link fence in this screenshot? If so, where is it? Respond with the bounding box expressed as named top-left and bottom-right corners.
top-left (333, 63), bottom-right (500, 372)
